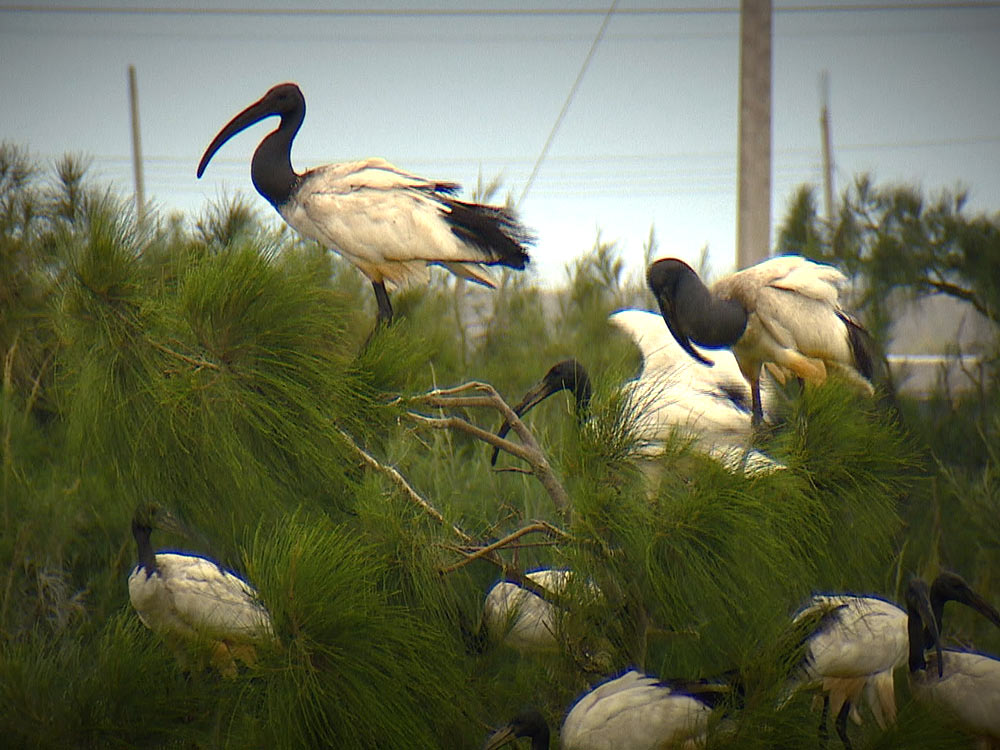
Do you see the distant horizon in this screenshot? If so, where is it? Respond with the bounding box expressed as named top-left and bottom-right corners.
top-left (3, 0), bottom-right (998, 287)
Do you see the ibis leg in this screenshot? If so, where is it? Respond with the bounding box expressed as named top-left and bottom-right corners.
top-left (818, 694), bottom-right (830, 745)
top-left (372, 281), bottom-right (393, 325)
top-left (834, 700), bottom-right (852, 749)
top-left (750, 376), bottom-right (765, 435)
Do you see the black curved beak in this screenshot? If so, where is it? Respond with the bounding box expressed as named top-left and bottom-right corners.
top-left (908, 580), bottom-right (943, 677)
top-left (957, 588), bottom-right (1000, 629)
top-left (655, 293), bottom-right (715, 367)
top-left (197, 95), bottom-right (278, 178)
top-left (490, 378), bottom-right (562, 466)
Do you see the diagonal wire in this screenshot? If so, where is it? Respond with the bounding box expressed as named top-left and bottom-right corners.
top-left (517, 0), bottom-right (620, 209)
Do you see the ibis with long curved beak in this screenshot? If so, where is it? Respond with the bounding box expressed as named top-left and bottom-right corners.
top-left (909, 573), bottom-right (1000, 747)
top-left (789, 572), bottom-right (996, 748)
top-left (492, 313), bottom-right (784, 477)
top-left (128, 502), bottom-right (274, 676)
top-left (484, 669), bottom-right (733, 750)
top-left (197, 82), bottom-right (534, 325)
top-left (646, 255), bottom-right (878, 428)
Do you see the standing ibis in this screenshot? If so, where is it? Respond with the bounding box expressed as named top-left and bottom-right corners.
top-left (491, 310), bottom-right (784, 477)
top-left (128, 502), bottom-right (274, 676)
top-left (646, 255), bottom-right (877, 427)
top-left (909, 573), bottom-right (1000, 747)
top-left (789, 572), bottom-right (998, 748)
top-left (484, 669), bottom-right (731, 750)
top-left (196, 82), bottom-right (534, 325)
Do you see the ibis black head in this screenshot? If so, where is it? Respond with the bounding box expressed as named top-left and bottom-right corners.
top-left (483, 709), bottom-right (550, 750)
top-left (132, 501), bottom-right (182, 576)
top-left (646, 258), bottom-right (748, 367)
top-left (490, 359), bottom-right (592, 466)
top-left (905, 578), bottom-right (943, 677)
top-left (197, 82), bottom-right (306, 207)
top-left (930, 571), bottom-right (1000, 636)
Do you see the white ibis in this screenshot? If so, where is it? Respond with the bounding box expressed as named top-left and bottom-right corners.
top-left (484, 669), bottom-right (729, 750)
top-left (483, 569), bottom-right (572, 654)
top-left (908, 573), bottom-right (1000, 747)
top-left (128, 503), bottom-right (274, 676)
top-left (789, 572), bottom-right (998, 748)
top-left (196, 82), bottom-right (534, 325)
top-left (646, 255), bottom-right (877, 427)
top-left (491, 312), bottom-right (784, 477)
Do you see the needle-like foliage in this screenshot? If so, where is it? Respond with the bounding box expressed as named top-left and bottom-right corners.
top-left (2, 154), bottom-right (998, 749)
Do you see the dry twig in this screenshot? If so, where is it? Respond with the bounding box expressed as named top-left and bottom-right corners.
top-left (399, 381), bottom-right (572, 521)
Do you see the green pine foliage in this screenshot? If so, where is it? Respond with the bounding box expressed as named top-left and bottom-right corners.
top-left (1, 146), bottom-right (998, 748)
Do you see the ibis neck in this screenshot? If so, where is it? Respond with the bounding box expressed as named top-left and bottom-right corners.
top-left (676, 276), bottom-right (748, 348)
top-left (251, 112), bottom-right (302, 208)
top-left (132, 522), bottom-right (157, 576)
top-left (906, 603), bottom-right (928, 673)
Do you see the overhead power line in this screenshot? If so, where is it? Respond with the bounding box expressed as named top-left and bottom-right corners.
top-left (518, 0), bottom-right (618, 207)
top-left (2, 2), bottom-right (999, 16)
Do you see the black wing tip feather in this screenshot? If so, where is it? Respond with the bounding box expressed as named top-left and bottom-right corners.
top-left (837, 311), bottom-right (878, 382)
top-left (441, 199), bottom-right (534, 269)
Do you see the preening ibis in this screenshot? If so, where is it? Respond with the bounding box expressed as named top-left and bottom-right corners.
top-left (196, 82), bottom-right (534, 325)
top-left (908, 573), bottom-right (1000, 747)
top-left (789, 572), bottom-right (997, 748)
top-left (484, 669), bottom-right (729, 750)
top-left (492, 311), bottom-right (784, 477)
top-left (646, 255), bottom-right (877, 427)
top-left (128, 503), bottom-right (273, 676)
top-left (483, 569), bottom-right (572, 654)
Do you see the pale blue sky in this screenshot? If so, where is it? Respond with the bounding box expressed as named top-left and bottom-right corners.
top-left (2, 1), bottom-right (999, 286)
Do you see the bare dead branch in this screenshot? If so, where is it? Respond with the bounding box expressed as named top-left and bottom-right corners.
top-left (337, 427), bottom-right (474, 544)
top-left (439, 521), bottom-right (571, 575)
top-left (402, 381), bottom-right (572, 521)
top-left (404, 412), bottom-right (536, 463)
top-left (336, 428), bottom-right (569, 602)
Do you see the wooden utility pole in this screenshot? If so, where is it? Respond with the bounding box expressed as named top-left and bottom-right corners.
top-left (736, 0), bottom-right (772, 269)
top-left (128, 65), bottom-right (145, 221)
top-left (819, 71), bottom-right (835, 225)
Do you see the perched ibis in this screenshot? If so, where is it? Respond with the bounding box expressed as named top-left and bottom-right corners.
top-left (789, 572), bottom-right (997, 748)
top-left (484, 669), bottom-right (732, 750)
top-left (908, 573), bottom-right (1000, 747)
top-left (196, 82), bottom-right (534, 325)
top-left (483, 569), bottom-right (573, 654)
top-left (646, 255), bottom-right (877, 427)
top-left (492, 311), bottom-right (784, 477)
top-left (482, 568), bottom-right (603, 658)
top-left (128, 502), bottom-right (274, 675)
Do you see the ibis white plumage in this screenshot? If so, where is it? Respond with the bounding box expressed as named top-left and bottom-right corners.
top-left (789, 572), bottom-right (998, 748)
top-left (196, 82), bottom-right (534, 325)
top-left (484, 669), bottom-right (729, 750)
top-left (128, 503), bottom-right (273, 675)
top-left (908, 573), bottom-right (1000, 747)
top-left (646, 255), bottom-right (877, 427)
top-left (608, 309), bottom-right (783, 475)
top-left (483, 569), bottom-right (572, 654)
top-left (492, 311), bottom-right (784, 477)
top-left (913, 649), bottom-right (1000, 747)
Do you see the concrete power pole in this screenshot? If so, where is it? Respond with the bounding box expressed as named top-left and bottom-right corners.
top-left (736, 0), bottom-right (772, 269)
top-left (128, 65), bottom-right (145, 221)
top-left (819, 71), bottom-right (836, 225)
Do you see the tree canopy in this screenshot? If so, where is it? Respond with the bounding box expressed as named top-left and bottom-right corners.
top-left (1, 144), bottom-right (997, 748)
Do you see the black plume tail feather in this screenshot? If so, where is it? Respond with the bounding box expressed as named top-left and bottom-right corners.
top-left (441, 199), bottom-right (534, 269)
top-left (837, 311), bottom-right (898, 407)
